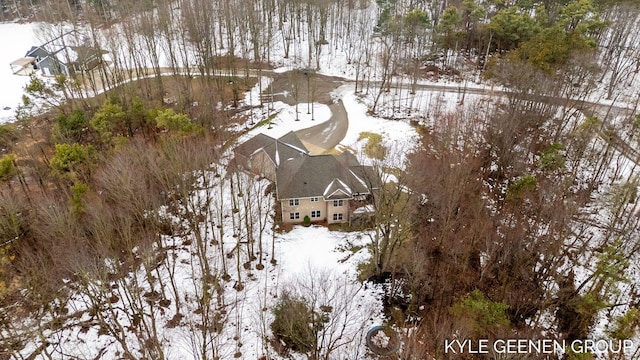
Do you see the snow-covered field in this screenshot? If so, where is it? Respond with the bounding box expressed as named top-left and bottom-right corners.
top-left (0, 22), bottom-right (40, 122)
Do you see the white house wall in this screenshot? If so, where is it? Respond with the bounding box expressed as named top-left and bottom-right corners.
top-left (281, 197), bottom-right (352, 224)
top-left (327, 199), bottom-right (349, 224)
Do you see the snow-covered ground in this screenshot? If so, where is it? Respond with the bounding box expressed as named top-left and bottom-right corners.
top-left (332, 84), bottom-right (420, 167)
top-left (0, 22), bottom-right (40, 123)
top-left (11, 169), bottom-right (383, 359)
top-left (3, 3), bottom-right (640, 357)
top-left (237, 101), bottom-right (332, 140)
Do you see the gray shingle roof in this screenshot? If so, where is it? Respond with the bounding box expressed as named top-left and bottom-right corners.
top-left (237, 132), bottom-right (378, 201)
top-left (235, 131), bottom-right (308, 166)
top-left (324, 179), bottom-right (353, 199)
top-left (276, 154), bottom-right (377, 200)
top-left (235, 133), bottom-right (276, 158)
top-left (347, 165), bottom-right (380, 190)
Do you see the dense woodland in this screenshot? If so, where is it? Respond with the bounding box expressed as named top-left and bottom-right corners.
top-left (2, 0), bottom-right (640, 359)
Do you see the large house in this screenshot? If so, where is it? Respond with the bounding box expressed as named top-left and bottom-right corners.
top-left (235, 132), bottom-right (379, 224)
top-left (234, 131), bottom-right (309, 181)
top-left (10, 30), bottom-right (107, 76)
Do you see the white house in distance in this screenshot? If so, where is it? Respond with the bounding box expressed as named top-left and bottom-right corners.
top-left (10, 29), bottom-right (107, 76)
top-left (234, 131), bottom-right (379, 224)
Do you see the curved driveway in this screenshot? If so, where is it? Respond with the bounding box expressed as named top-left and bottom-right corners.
top-left (294, 100), bottom-right (348, 154)
top-left (91, 67), bottom-right (640, 159)
top-left (285, 76), bottom-right (638, 159)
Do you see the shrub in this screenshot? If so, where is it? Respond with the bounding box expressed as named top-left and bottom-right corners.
top-left (154, 109), bottom-right (204, 135)
top-left (271, 291), bottom-right (315, 353)
top-left (610, 308), bottom-right (640, 340)
top-left (450, 289), bottom-right (510, 336)
top-left (50, 143), bottom-right (97, 180)
top-left (303, 215), bottom-right (311, 227)
top-left (539, 142), bottom-right (565, 171)
top-left (90, 100), bottom-right (127, 143)
top-left (70, 181), bottom-right (89, 215)
top-left (0, 154), bottom-right (17, 181)
top-left (358, 132), bottom-right (387, 160)
top-left (506, 174), bottom-right (536, 202)
top-left (577, 116), bottom-right (602, 135)
top-left (54, 109), bottom-right (89, 143)
top-left (0, 124), bottom-right (17, 149)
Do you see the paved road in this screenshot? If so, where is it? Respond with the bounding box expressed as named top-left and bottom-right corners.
top-left (88, 66), bottom-right (640, 159)
top-left (281, 72), bottom-right (638, 154)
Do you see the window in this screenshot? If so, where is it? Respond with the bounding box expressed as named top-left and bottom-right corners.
top-left (311, 210), bottom-right (321, 218)
top-left (310, 197), bottom-right (319, 202)
top-left (333, 200), bottom-right (344, 207)
top-left (289, 199), bottom-right (299, 206)
top-left (332, 213), bottom-right (343, 221)
top-left (289, 212), bottom-right (300, 220)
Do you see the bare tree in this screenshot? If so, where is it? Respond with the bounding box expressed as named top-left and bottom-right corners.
top-left (597, 3), bottom-right (640, 100)
top-left (273, 266), bottom-right (378, 360)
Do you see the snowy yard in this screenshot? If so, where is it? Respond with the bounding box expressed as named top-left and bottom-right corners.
top-left (0, 22), bottom-right (40, 123)
top-left (11, 168), bottom-right (384, 359)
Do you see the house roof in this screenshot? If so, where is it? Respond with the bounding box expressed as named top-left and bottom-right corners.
top-left (10, 57), bottom-right (36, 67)
top-left (324, 179), bottom-right (353, 200)
top-left (235, 131), bottom-right (308, 166)
top-left (235, 133), bottom-right (275, 157)
top-left (237, 132), bottom-right (378, 200)
top-left (276, 152), bottom-right (379, 200)
top-left (347, 165), bottom-right (380, 191)
top-left (24, 30), bottom-right (106, 68)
